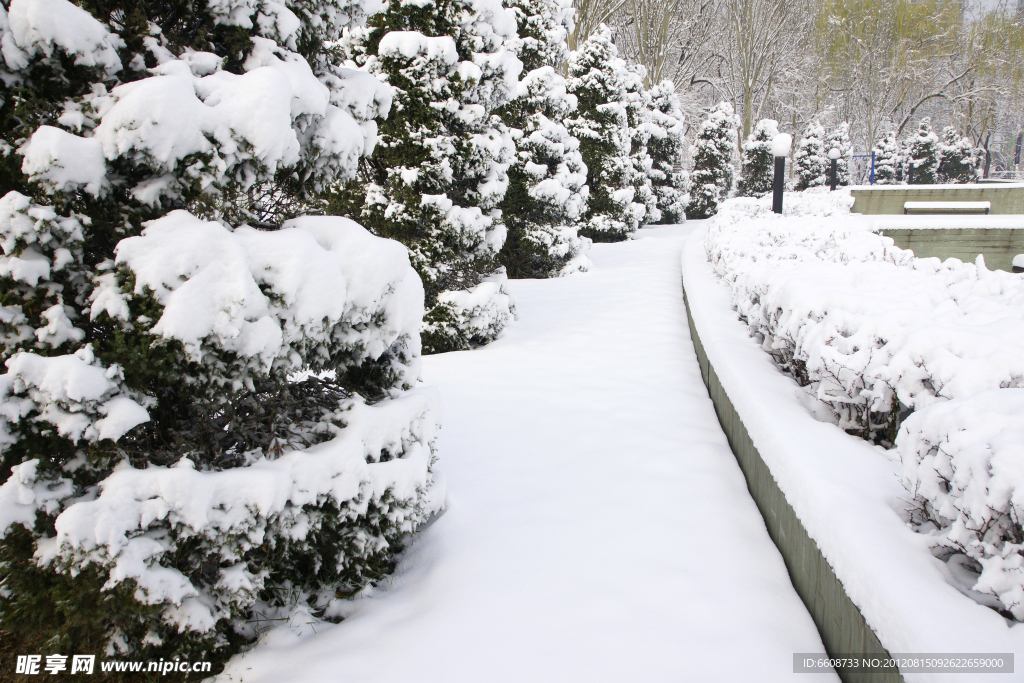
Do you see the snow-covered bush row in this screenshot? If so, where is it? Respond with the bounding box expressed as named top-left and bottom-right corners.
top-left (705, 189), bottom-right (1024, 445)
top-left (706, 190), bottom-right (1024, 618)
top-left (898, 389), bottom-right (1024, 620)
top-left (872, 120), bottom-right (982, 185)
top-left (0, 0), bottom-right (444, 669)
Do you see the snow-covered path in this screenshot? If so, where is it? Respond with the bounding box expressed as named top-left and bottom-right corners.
top-left (219, 224), bottom-right (836, 682)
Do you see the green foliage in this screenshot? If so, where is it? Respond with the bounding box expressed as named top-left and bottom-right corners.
top-left (824, 122), bottom-right (852, 186)
top-left (686, 101), bottom-right (737, 219)
top-left (645, 80), bottom-right (687, 224)
top-left (794, 120), bottom-right (827, 191)
top-left (496, 0), bottom-right (588, 278)
top-left (565, 24), bottom-right (636, 242)
top-left (332, 0), bottom-right (515, 350)
top-left (872, 130), bottom-right (901, 185)
top-left (938, 126), bottom-right (981, 184)
top-left (1, 0), bottom-right (434, 671)
top-left (736, 119), bottom-right (777, 198)
top-left (907, 118), bottom-right (940, 184)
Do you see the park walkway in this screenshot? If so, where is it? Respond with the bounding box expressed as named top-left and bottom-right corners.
top-left (216, 224), bottom-right (836, 682)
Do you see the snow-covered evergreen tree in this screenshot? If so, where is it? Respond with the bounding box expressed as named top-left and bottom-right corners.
top-left (896, 137), bottom-right (911, 183)
top-left (686, 101), bottom-right (738, 219)
top-left (736, 118), bottom-right (778, 197)
top-left (794, 120), bottom-right (828, 191)
top-left (938, 126), bottom-right (981, 184)
top-left (873, 131), bottom-right (901, 185)
top-left (825, 122), bottom-right (853, 186)
top-left (624, 64), bottom-right (657, 226)
top-left (645, 80), bottom-right (688, 223)
top-left (907, 118), bottom-right (940, 184)
top-left (565, 24), bottom-right (637, 242)
top-left (0, 0), bottom-right (442, 668)
top-left (497, 0), bottom-right (591, 278)
top-left (335, 0), bottom-right (522, 353)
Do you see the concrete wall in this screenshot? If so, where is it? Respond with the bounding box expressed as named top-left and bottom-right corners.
top-left (850, 185), bottom-right (1024, 215)
top-left (878, 228), bottom-right (1024, 272)
top-left (682, 282), bottom-right (904, 683)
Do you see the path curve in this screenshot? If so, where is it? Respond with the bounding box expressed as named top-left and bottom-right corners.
top-left (217, 224), bottom-right (837, 682)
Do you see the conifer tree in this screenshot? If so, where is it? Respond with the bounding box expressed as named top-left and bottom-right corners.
top-left (686, 101), bottom-right (738, 219)
top-left (335, 0), bottom-right (522, 352)
top-left (645, 80), bottom-right (688, 223)
top-left (565, 24), bottom-right (637, 242)
top-left (624, 64), bottom-right (657, 226)
top-left (938, 126), bottom-right (981, 184)
top-left (497, 0), bottom-right (590, 278)
top-left (736, 118), bottom-right (778, 197)
top-left (794, 120), bottom-right (828, 191)
top-left (873, 131), bottom-right (901, 185)
top-left (825, 122), bottom-right (853, 186)
top-left (0, 0), bottom-right (441, 667)
top-left (896, 138), bottom-right (911, 183)
top-left (907, 118), bottom-right (940, 184)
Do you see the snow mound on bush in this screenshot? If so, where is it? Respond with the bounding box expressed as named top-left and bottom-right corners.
top-left (93, 211), bottom-right (424, 384)
top-left (19, 44), bottom-right (381, 203)
top-left (1, 0), bottom-right (123, 73)
top-left (898, 389), bottom-right (1024, 620)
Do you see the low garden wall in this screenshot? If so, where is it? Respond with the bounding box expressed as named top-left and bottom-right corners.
top-left (873, 227), bottom-right (1024, 272)
top-left (682, 282), bottom-right (901, 683)
top-left (850, 185), bottom-right (1024, 215)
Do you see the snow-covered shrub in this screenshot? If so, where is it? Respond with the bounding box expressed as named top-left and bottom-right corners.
top-left (624, 64), bottom-right (656, 226)
top-left (794, 121), bottom-right (828, 191)
top-left (0, 0), bottom-right (443, 668)
top-left (334, 0), bottom-right (521, 353)
top-left (497, 0), bottom-right (591, 278)
top-left (565, 24), bottom-right (636, 242)
top-left (705, 190), bottom-right (1024, 445)
top-left (896, 137), bottom-right (911, 183)
top-left (872, 131), bottom-right (901, 185)
top-left (686, 101), bottom-right (738, 219)
top-left (907, 118), bottom-right (940, 184)
top-left (898, 390), bottom-right (1024, 620)
top-left (938, 127), bottom-right (982, 184)
top-left (645, 81), bottom-right (688, 224)
top-left (736, 118), bottom-right (778, 198)
top-left (824, 122), bottom-right (852, 186)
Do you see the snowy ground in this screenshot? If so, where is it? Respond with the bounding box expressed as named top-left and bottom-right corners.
top-left (216, 223), bottom-right (835, 682)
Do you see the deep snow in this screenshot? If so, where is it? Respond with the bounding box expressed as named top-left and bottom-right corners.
top-left (215, 223), bottom-right (835, 682)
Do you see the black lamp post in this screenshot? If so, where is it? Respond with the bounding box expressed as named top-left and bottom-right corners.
top-left (771, 134), bottom-right (792, 214)
top-left (828, 148), bottom-right (840, 191)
